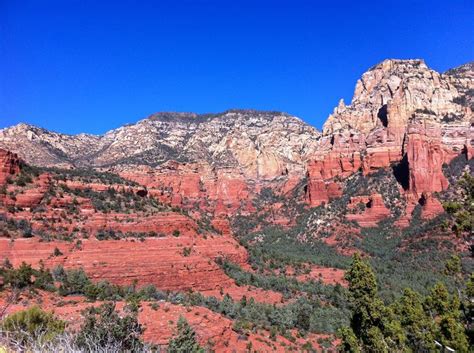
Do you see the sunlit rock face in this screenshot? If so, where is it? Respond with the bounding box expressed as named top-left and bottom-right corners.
top-left (306, 59), bottom-right (473, 211)
top-left (0, 110), bottom-right (321, 179)
top-left (1, 59), bottom-right (472, 220)
top-left (0, 149), bottom-right (21, 184)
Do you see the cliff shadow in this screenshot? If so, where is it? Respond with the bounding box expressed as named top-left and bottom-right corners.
top-left (392, 154), bottom-right (409, 191)
top-left (377, 104), bottom-right (388, 128)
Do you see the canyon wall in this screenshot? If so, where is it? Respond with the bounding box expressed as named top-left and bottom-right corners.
top-left (306, 59), bottom-right (473, 222)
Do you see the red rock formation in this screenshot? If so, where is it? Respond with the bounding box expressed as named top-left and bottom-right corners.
top-left (420, 193), bottom-right (445, 220)
top-left (305, 158), bottom-right (345, 207)
top-left (406, 120), bottom-right (449, 198)
top-left (120, 162), bottom-right (256, 217)
top-left (0, 236), bottom-right (247, 294)
top-left (305, 60), bottom-right (473, 226)
top-left (0, 149), bottom-right (21, 185)
top-left (281, 265), bottom-right (347, 287)
top-left (346, 194), bottom-right (391, 227)
top-left (13, 173), bottom-right (50, 208)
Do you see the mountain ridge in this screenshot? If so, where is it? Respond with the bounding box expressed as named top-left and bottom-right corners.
top-left (1, 58), bottom-right (472, 180)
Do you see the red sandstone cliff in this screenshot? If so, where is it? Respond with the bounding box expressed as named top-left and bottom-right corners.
top-left (306, 60), bottom-right (473, 223)
top-left (0, 149), bottom-right (21, 185)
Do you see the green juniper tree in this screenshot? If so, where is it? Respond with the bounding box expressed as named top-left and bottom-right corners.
top-left (168, 316), bottom-right (204, 353)
top-left (425, 282), bottom-right (469, 352)
top-left (392, 288), bottom-right (436, 351)
top-left (340, 254), bottom-right (471, 353)
top-left (340, 253), bottom-right (406, 352)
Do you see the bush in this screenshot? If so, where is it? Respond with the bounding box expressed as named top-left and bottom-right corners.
top-left (17, 219), bottom-right (33, 238)
top-left (1, 262), bottom-right (34, 289)
top-left (75, 302), bottom-right (144, 352)
top-left (52, 247), bottom-right (63, 257)
top-left (15, 173), bottom-right (33, 187)
top-left (57, 268), bottom-right (92, 296)
top-left (0, 262), bottom-right (54, 292)
top-left (1, 306), bottom-right (66, 345)
top-left (168, 316), bottom-right (204, 353)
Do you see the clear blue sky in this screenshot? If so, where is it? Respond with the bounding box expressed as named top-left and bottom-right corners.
top-left (1, 0), bottom-right (473, 134)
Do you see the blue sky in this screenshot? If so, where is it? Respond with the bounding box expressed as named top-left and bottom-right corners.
top-left (1, 0), bottom-right (473, 134)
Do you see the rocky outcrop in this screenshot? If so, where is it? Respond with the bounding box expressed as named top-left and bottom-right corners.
top-left (406, 118), bottom-right (449, 198)
top-left (0, 149), bottom-right (21, 184)
top-left (306, 59), bottom-right (473, 220)
top-left (0, 235), bottom-right (246, 292)
top-left (119, 162), bottom-right (254, 216)
top-left (346, 194), bottom-right (391, 227)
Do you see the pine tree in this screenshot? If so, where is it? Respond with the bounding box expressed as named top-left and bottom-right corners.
top-left (425, 282), bottom-right (457, 317)
top-left (338, 327), bottom-right (360, 353)
top-left (438, 315), bottom-right (469, 352)
top-left (463, 273), bottom-right (474, 345)
top-left (425, 281), bottom-right (469, 352)
top-left (392, 288), bottom-right (436, 351)
top-left (168, 316), bottom-right (204, 353)
top-left (344, 253), bottom-right (377, 306)
top-left (340, 253), bottom-right (406, 352)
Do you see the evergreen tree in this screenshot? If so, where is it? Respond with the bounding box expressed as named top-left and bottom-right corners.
top-left (344, 253), bottom-right (377, 306)
top-left (340, 253), bottom-right (406, 352)
top-left (392, 288), bottom-right (436, 351)
top-left (438, 315), bottom-right (469, 352)
top-left (424, 282), bottom-right (457, 317)
top-left (424, 282), bottom-right (469, 352)
top-left (463, 273), bottom-right (474, 345)
top-left (168, 316), bottom-right (204, 353)
top-left (444, 255), bottom-right (462, 276)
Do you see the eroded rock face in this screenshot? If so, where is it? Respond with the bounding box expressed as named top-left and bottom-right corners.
top-left (406, 118), bottom-right (449, 198)
top-left (306, 59), bottom-right (473, 216)
top-left (0, 235), bottom-right (246, 291)
top-left (120, 162), bottom-right (254, 216)
top-left (0, 59), bottom-right (472, 225)
top-left (0, 111), bottom-right (320, 180)
top-left (0, 149), bottom-right (21, 184)
top-left (323, 59), bottom-right (470, 139)
top-left (346, 194), bottom-right (391, 227)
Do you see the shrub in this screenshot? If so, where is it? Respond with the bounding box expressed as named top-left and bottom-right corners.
top-left (15, 173), bottom-right (33, 187)
top-left (1, 306), bottom-right (66, 345)
top-left (75, 302), bottom-right (144, 352)
top-left (52, 247), bottom-right (63, 257)
top-left (57, 268), bottom-right (92, 296)
top-left (168, 316), bottom-right (204, 353)
top-left (18, 219), bottom-right (33, 238)
top-left (1, 262), bottom-right (34, 289)
top-left (0, 262), bottom-right (55, 292)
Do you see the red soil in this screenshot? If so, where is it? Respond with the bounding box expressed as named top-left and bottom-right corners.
top-left (0, 237), bottom-right (282, 304)
top-left (0, 290), bottom-right (339, 352)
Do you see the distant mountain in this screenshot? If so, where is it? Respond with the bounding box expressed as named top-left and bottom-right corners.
top-left (0, 109), bottom-right (321, 179)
